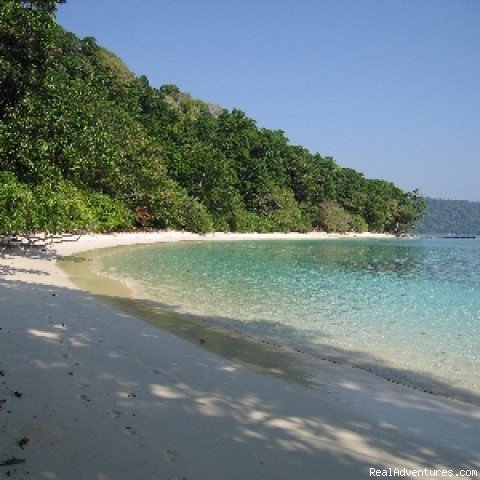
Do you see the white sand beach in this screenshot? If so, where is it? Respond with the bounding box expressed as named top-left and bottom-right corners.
top-left (1, 232), bottom-right (479, 479)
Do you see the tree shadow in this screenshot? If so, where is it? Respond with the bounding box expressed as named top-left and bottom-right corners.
top-left (90, 292), bottom-right (480, 408)
top-left (1, 279), bottom-right (479, 479)
top-left (57, 250), bottom-right (480, 406)
top-left (0, 246), bottom-right (56, 277)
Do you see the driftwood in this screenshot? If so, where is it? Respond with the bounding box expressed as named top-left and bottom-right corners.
top-left (0, 233), bottom-right (81, 250)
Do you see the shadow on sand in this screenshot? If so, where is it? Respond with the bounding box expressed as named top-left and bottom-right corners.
top-left (1, 278), bottom-right (479, 479)
top-left (58, 250), bottom-right (480, 407)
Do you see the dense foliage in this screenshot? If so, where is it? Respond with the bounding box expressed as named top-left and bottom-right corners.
top-left (0, 1), bottom-right (424, 234)
top-left (415, 198), bottom-right (480, 235)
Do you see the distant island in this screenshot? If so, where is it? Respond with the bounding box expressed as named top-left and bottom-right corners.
top-left (414, 198), bottom-right (480, 235)
top-left (0, 1), bottom-right (424, 235)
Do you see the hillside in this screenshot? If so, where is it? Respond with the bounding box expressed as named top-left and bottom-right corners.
top-left (415, 198), bottom-right (480, 235)
top-left (0, 1), bottom-right (424, 235)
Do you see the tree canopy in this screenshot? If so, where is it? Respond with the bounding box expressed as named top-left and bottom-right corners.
top-left (0, 1), bottom-right (425, 234)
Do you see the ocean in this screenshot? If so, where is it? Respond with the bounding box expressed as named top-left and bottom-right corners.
top-left (95, 237), bottom-right (480, 403)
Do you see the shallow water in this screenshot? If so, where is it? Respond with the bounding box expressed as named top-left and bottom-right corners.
top-left (96, 238), bottom-right (480, 402)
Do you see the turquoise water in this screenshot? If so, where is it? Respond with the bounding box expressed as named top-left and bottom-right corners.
top-left (99, 238), bottom-right (480, 401)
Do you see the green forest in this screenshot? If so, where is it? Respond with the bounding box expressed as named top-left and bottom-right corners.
top-left (415, 198), bottom-right (480, 235)
top-left (0, 1), bottom-right (424, 235)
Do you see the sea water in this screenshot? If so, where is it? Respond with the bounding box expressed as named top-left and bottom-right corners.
top-left (98, 238), bottom-right (480, 402)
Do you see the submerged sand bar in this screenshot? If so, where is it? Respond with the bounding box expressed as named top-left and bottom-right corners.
top-left (1, 231), bottom-right (479, 479)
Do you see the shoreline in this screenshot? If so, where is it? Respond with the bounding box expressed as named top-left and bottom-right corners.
top-left (65, 242), bottom-right (480, 407)
top-left (60, 246), bottom-right (314, 387)
top-left (1, 231), bottom-right (480, 479)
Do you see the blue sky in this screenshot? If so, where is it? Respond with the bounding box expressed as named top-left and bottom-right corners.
top-left (57, 1), bottom-right (480, 201)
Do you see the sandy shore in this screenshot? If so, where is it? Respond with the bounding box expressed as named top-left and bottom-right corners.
top-left (1, 232), bottom-right (479, 479)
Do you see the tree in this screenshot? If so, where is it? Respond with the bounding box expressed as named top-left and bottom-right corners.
top-left (0, 1), bottom-right (66, 115)
top-left (0, 5), bottom-right (425, 235)
top-left (315, 201), bottom-right (354, 233)
top-left (0, 172), bottom-right (33, 234)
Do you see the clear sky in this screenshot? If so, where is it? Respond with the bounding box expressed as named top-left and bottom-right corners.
top-left (57, 0), bottom-right (480, 201)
